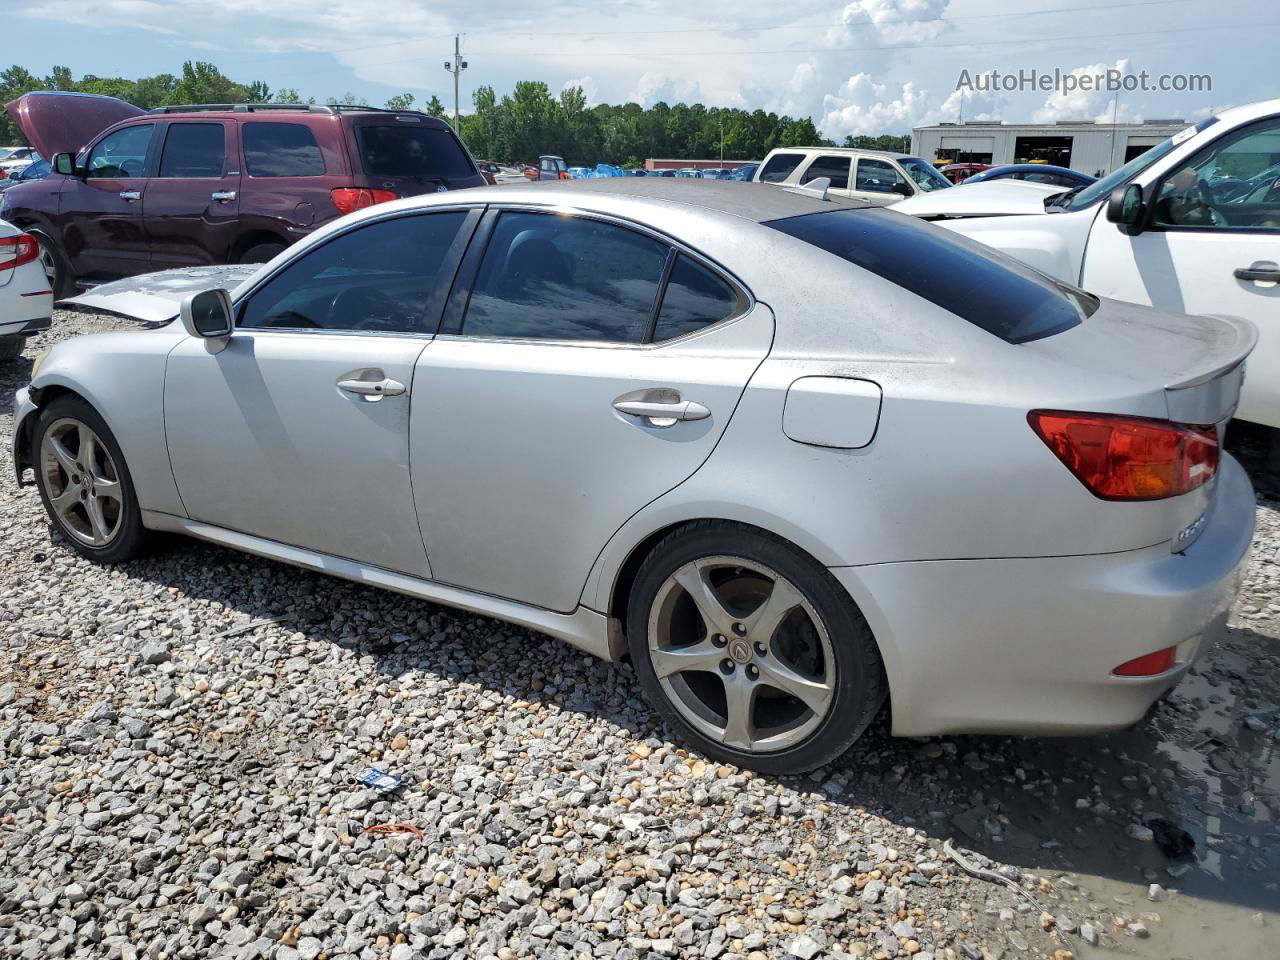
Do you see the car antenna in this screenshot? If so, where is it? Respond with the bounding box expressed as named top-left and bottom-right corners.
top-left (786, 177), bottom-right (830, 201)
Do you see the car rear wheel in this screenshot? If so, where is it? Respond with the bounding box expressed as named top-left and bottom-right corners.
top-left (30, 231), bottom-right (72, 299)
top-left (33, 396), bottom-right (149, 563)
top-left (237, 242), bottom-right (286, 264)
top-left (627, 521), bottom-right (887, 774)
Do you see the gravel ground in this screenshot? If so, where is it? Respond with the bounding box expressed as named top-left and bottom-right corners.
top-left (1, 311), bottom-right (1277, 960)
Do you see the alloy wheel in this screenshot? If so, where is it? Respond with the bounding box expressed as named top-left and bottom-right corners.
top-left (647, 556), bottom-right (836, 753)
top-left (37, 241), bottom-right (58, 290)
top-left (39, 418), bottom-right (124, 547)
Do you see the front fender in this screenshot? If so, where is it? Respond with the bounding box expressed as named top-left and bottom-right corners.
top-left (11, 386), bottom-right (38, 486)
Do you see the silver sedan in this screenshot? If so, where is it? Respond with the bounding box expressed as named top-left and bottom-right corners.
top-left (10, 179), bottom-right (1258, 773)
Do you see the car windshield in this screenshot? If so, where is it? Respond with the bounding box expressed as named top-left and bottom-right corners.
top-left (765, 207), bottom-right (1097, 344)
top-left (1061, 116), bottom-right (1220, 212)
top-left (899, 157), bottom-right (952, 192)
top-left (354, 123), bottom-right (475, 180)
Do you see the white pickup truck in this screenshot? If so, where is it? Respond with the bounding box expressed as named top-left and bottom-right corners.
top-left (896, 98), bottom-right (1280, 429)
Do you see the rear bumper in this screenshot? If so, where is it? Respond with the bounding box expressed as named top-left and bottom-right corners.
top-left (834, 453), bottom-right (1255, 737)
top-left (0, 315), bottom-right (51, 338)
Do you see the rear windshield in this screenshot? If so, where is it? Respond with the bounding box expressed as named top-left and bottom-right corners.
top-left (355, 123), bottom-right (476, 180)
top-left (765, 208), bottom-right (1096, 343)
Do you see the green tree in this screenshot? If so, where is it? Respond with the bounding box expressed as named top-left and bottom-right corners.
top-left (169, 61), bottom-right (249, 105)
top-left (385, 93), bottom-right (415, 111)
top-left (245, 80), bottom-right (272, 103)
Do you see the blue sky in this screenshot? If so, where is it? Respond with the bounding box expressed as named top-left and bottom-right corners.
top-left (11, 0), bottom-right (1272, 138)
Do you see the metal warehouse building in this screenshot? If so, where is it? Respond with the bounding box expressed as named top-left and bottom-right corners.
top-left (911, 119), bottom-right (1189, 177)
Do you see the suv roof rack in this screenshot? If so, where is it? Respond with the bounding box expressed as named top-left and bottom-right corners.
top-left (148, 103), bottom-right (338, 115)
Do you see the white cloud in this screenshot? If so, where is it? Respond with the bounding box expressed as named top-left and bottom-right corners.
top-left (628, 71), bottom-right (703, 108)
top-left (836, 0), bottom-right (951, 45)
top-left (563, 75), bottom-right (598, 105)
top-left (1031, 60), bottom-right (1144, 124)
top-left (820, 74), bottom-right (930, 138)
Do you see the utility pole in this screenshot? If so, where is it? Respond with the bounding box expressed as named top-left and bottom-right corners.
top-left (443, 35), bottom-right (467, 134)
top-left (719, 116), bottom-right (724, 163)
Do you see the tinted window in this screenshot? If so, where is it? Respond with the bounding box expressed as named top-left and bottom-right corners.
top-left (802, 155), bottom-right (851, 190)
top-left (759, 153), bottom-right (804, 183)
top-left (462, 212), bottom-right (668, 343)
top-left (653, 255), bottom-right (745, 341)
top-left (855, 158), bottom-right (907, 193)
top-left (158, 123), bottom-right (226, 178)
top-left (240, 213), bottom-right (467, 333)
top-left (243, 123), bottom-right (326, 177)
top-left (766, 208), bottom-right (1095, 344)
top-left (1065, 116), bottom-right (1220, 212)
top-left (86, 124), bottom-right (154, 179)
top-left (355, 124), bottom-right (475, 179)
top-left (1153, 117), bottom-right (1280, 232)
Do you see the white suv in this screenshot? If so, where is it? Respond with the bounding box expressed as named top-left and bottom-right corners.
top-left (752, 147), bottom-right (953, 204)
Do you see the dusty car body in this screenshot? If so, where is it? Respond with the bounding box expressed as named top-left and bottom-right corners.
top-left (11, 179), bottom-right (1256, 772)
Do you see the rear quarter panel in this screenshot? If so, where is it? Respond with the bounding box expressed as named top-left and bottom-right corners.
top-left (235, 116), bottom-right (351, 243)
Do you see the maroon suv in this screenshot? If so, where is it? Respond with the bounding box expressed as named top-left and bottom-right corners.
top-left (1, 92), bottom-right (486, 296)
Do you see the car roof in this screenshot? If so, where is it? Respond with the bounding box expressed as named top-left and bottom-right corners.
top-left (767, 146), bottom-right (911, 160)
top-left (980, 163), bottom-right (1081, 175)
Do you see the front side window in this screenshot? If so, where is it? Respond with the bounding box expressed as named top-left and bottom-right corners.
top-left (653, 255), bottom-right (746, 341)
top-left (801, 155), bottom-right (851, 190)
top-left (1153, 117), bottom-right (1280, 232)
top-left (242, 122), bottom-right (326, 178)
top-left (766, 208), bottom-right (1095, 344)
top-left (855, 158), bottom-right (907, 194)
top-left (899, 157), bottom-right (952, 192)
top-left (461, 212), bottom-right (668, 343)
top-left (86, 124), bottom-right (154, 179)
top-left (759, 153), bottom-right (804, 183)
top-left (1064, 116), bottom-right (1220, 212)
top-left (239, 212), bottom-right (468, 334)
top-left (158, 123), bottom-right (226, 178)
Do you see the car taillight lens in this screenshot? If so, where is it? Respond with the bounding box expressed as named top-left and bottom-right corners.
top-left (1113, 646), bottom-right (1177, 677)
top-left (559, 171), bottom-right (572, 180)
top-left (330, 188), bottom-right (398, 215)
top-left (1028, 410), bottom-right (1219, 501)
top-left (0, 233), bottom-right (39, 272)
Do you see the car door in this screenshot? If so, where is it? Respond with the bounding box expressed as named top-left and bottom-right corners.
top-left (63, 122), bottom-right (157, 278)
top-left (797, 154), bottom-right (854, 199)
top-left (852, 157), bottom-right (910, 206)
top-left (409, 208), bottom-right (772, 613)
top-left (146, 120), bottom-right (242, 269)
top-left (1081, 114), bottom-right (1280, 426)
top-left (162, 208), bottom-right (477, 576)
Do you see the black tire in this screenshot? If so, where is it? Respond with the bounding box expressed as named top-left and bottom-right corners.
top-left (0, 335), bottom-right (23, 361)
top-left (29, 230), bottom-right (74, 299)
top-left (237, 242), bottom-right (286, 264)
top-left (627, 520), bottom-right (887, 774)
top-left (32, 395), bottom-right (150, 563)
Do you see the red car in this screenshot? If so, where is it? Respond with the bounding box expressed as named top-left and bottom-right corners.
top-left (0, 92), bottom-right (486, 296)
top-left (939, 162), bottom-right (992, 184)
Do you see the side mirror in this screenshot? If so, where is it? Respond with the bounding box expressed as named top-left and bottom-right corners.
top-left (180, 289), bottom-right (234, 341)
top-left (52, 153), bottom-right (80, 177)
top-left (892, 181), bottom-right (913, 197)
top-left (1106, 183), bottom-right (1146, 234)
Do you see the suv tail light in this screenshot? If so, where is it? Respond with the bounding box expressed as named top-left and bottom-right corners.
top-left (1028, 410), bottom-right (1219, 501)
top-left (0, 233), bottom-right (39, 272)
top-left (558, 171), bottom-right (572, 180)
top-left (330, 188), bottom-right (398, 216)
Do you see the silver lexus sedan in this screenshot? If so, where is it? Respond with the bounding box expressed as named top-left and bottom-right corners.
top-left (10, 179), bottom-right (1257, 774)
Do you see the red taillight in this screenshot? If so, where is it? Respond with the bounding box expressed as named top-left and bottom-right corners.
top-left (1113, 646), bottom-right (1177, 677)
top-left (0, 233), bottom-right (39, 272)
top-left (1028, 410), bottom-right (1218, 501)
top-left (558, 171), bottom-right (572, 180)
top-left (330, 188), bottom-right (398, 215)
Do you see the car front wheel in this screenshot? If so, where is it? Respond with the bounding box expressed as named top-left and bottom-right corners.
top-left (627, 521), bottom-right (887, 774)
top-left (33, 396), bottom-right (149, 563)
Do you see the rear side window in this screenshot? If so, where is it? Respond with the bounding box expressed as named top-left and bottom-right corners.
top-left (759, 153), bottom-right (804, 183)
top-left (765, 208), bottom-right (1095, 343)
top-left (355, 124), bottom-right (475, 179)
top-left (461, 212), bottom-right (668, 343)
top-left (158, 123), bottom-right (225, 178)
top-left (654, 255), bottom-right (746, 341)
top-left (243, 123), bottom-right (326, 177)
top-left (802, 155), bottom-right (851, 190)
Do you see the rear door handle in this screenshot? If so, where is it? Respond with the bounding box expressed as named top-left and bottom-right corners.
top-left (1234, 262), bottom-right (1280, 283)
top-left (337, 376), bottom-right (406, 400)
top-left (613, 397), bottom-right (710, 425)
top-left (118, 190), bottom-right (140, 201)
top-left (211, 190), bottom-right (237, 202)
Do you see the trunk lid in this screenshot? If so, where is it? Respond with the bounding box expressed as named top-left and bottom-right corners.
top-left (340, 113), bottom-right (486, 196)
top-left (5, 92), bottom-right (145, 160)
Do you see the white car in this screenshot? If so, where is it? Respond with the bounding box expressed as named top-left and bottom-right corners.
top-left (754, 146), bottom-right (953, 205)
top-left (0, 218), bottom-right (53, 360)
top-left (0, 147), bottom-right (40, 175)
top-left (895, 98), bottom-right (1280, 429)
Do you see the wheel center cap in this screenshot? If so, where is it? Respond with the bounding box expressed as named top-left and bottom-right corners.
top-left (728, 638), bottom-right (752, 664)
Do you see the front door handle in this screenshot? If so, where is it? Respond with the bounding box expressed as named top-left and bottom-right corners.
top-left (118, 190), bottom-right (141, 202)
top-left (337, 376), bottom-right (406, 400)
top-left (211, 190), bottom-right (237, 202)
top-left (614, 396), bottom-right (710, 426)
top-left (1234, 262), bottom-right (1280, 284)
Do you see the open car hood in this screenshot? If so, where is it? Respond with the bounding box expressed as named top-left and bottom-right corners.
top-left (63, 265), bottom-right (261, 323)
top-left (894, 179), bottom-right (1065, 218)
top-left (5, 91), bottom-right (145, 160)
